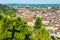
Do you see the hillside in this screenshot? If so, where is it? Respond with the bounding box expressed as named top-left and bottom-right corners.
top-left (0, 4), bottom-right (17, 14)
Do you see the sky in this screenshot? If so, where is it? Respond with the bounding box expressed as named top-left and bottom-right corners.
top-left (0, 0), bottom-right (60, 4)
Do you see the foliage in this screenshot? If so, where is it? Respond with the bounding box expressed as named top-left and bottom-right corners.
top-left (0, 14), bottom-right (52, 40)
top-left (0, 14), bottom-right (33, 40)
top-left (35, 27), bottom-right (52, 40)
top-left (51, 36), bottom-right (57, 40)
top-left (35, 17), bottom-right (42, 29)
top-left (0, 4), bottom-right (17, 15)
top-left (51, 6), bottom-right (59, 12)
top-left (34, 17), bottom-right (52, 40)
top-left (0, 4), bottom-right (52, 40)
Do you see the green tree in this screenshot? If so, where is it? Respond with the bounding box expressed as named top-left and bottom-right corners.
top-left (0, 14), bottom-right (33, 40)
top-left (35, 17), bottom-right (42, 29)
top-left (34, 17), bottom-right (52, 40)
top-left (35, 27), bottom-right (52, 40)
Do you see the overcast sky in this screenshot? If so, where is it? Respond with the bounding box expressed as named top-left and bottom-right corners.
top-left (0, 0), bottom-right (60, 4)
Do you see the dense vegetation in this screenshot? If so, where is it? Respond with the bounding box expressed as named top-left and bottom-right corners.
top-left (0, 14), bottom-right (52, 40)
top-left (0, 4), bottom-right (57, 40)
top-left (0, 4), bottom-right (17, 15)
top-left (0, 14), bottom-right (32, 40)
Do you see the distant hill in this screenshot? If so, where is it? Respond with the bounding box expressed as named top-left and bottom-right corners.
top-left (4, 4), bottom-right (60, 7)
top-left (0, 4), bottom-right (17, 14)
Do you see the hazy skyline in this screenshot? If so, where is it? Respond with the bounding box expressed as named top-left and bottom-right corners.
top-left (0, 0), bottom-right (60, 4)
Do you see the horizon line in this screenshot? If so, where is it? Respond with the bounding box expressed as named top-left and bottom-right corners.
top-left (0, 3), bottom-right (60, 4)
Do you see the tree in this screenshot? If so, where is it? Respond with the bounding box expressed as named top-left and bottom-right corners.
top-left (34, 17), bottom-right (52, 40)
top-left (0, 4), bottom-right (17, 15)
top-left (34, 17), bottom-right (42, 29)
top-left (35, 27), bottom-right (52, 40)
top-left (0, 14), bottom-right (33, 40)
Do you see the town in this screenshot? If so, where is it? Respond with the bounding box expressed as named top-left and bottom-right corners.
top-left (16, 6), bottom-right (60, 38)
